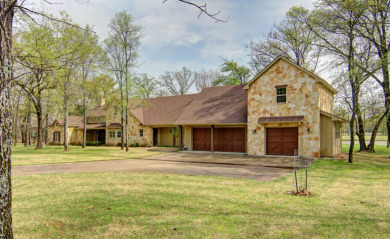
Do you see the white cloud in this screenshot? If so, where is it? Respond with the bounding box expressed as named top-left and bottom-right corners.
top-left (37, 0), bottom-right (317, 78)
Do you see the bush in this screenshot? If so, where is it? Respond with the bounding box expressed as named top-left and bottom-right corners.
top-left (116, 142), bottom-right (122, 147)
top-left (130, 142), bottom-right (139, 147)
top-left (86, 141), bottom-right (102, 146)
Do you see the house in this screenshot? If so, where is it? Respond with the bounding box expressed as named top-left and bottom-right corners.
top-left (48, 56), bottom-right (345, 158)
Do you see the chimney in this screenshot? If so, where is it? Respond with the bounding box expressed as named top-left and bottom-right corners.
top-left (99, 97), bottom-right (105, 107)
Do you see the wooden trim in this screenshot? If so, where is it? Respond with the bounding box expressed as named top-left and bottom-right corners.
top-left (275, 85), bottom-right (287, 89)
top-left (211, 125), bottom-right (214, 152)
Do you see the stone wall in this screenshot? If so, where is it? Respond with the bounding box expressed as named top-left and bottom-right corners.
top-left (48, 126), bottom-right (82, 145)
top-left (127, 114), bottom-right (153, 146)
top-left (105, 107), bottom-right (153, 146)
top-left (247, 59), bottom-right (321, 158)
top-left (319, 84), bottom-right (334, 114)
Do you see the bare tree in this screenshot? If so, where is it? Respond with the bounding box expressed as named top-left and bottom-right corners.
top-left (194, 69), bottom-right (220, 92)
top-left (248, 6), bottom-right (321, 73)
top-left (160, 67), bottom-right (195, 95)
top-left (134, 73), bottom-right (159, 99)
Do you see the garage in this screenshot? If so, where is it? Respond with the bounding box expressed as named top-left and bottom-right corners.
top-left (266, 128), bottom-right (298, 156)
top-left (193, 128), bottom-right (211, 151)
top-left (193, 128), bottom-right (246, 152)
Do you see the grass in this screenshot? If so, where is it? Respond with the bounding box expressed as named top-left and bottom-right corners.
top-left (342, 144), bottom-right (390, 155)
top-left (12, 144), bottom-right (165, 166)
top-left (12, 145), bottom-right (390, 238)
top-left (342, 134), bottom-right (387, 141)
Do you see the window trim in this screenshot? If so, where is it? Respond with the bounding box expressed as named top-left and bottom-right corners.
top-left (109, 130), bottom-right (116, 138)
top-left (276, 87), bottom-right (287, 103)
top-left (117, 130), bottom-right (122, 138)
top-left (139, 129), bottom-right (144, 137)
top-left (54, 131), bottom-right (60, 142)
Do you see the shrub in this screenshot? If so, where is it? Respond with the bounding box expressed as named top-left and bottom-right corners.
top-left (86, 141), bottom-right (102, 146)
top-left (130, 142), bottom-right (139, 147)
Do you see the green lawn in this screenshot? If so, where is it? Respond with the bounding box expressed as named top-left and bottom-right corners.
top-left (342, 134), bottom-right (388, 141)
top-left (12, 144), bottom-right (165, 166)
top-left (12, 145), bottom-right (390, 238)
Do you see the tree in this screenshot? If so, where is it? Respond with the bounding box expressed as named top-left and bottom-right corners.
top-left (106, 11), bottom-right (141, 152)
top-left (213, 59), bottom-right (252, 85)
top-left (0, 1), bottom-right (224, 236)
top-left (194, 69), bottom-right (220, 92)
top-left (55, 13), bottom-right (89, 151)
top-left (14, 18), bottom-right (57, 149)
top-left (356, 1), bottom-right (390, 153)
top-left (298, 0), bottom-right (370, 163)
top-left (134, 73), bottom-right (159, 99)
top-left (248, 6), bottom-right (321, 73)
top-left (160, 67), bottom-right (195, 95)
top-left (0, 1), bottom-right (15, 236)
top-left (74, 25), bottom-right (103, 148)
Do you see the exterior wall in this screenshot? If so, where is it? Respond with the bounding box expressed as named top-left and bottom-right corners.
top-left (127, 114), bottom-right (153, 146)
top-left (320, 114), bottom-right (343, 157)
top-left (184, 126), bottom-right (193, 150)
top-left (69, 128), bottom-right (82, 145)
top-left (334, 122), bottom-right (342, 155)
top-left (320, 114), bottom-right (334, 156)
top-left (247, 59), bottom-right (321, 158)
top-left (48, 125), bottom-right (65, 145)
top-left (106, 128), bottom-right (122, 146)
top-left (159, 127), bottom-right (175, 146)
top-left (48, 126), bottom-right (82, 145)
top-left (106, 108), bottom-right (122, 125)
top-left (319, 85), bottom-right (334, 114)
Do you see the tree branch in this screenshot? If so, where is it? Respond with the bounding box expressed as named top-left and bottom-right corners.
top-left (164, 0), bottom-right (228, 23)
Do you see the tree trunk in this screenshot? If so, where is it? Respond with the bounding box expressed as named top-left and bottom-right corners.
top-left (27, 108), bottom-right (31, 146)
top-left (24, 123), bottom-right (27, 147)
top-left (13, 89), bottom-right (21, 147)
top-left (120, 90), bottom-right (124, 150)
top-left (348, 111), bottom-right (355, 164)
top-left (45, 113), bottom-right (48, 146)
top-left (0, 0), bottom-right (15, 237)
top-left (367, 110), bottom-right (388, 152)
top-left (82, 98), bottom-right (86, 148)
top-left (355, 93), bottom-right (366, 151)
top-left (125, 100), bottom-right (129, 152)
top-left (35, 101), bottom-right (43, 149)
top-left (64, 100), bottom-right (69, 151)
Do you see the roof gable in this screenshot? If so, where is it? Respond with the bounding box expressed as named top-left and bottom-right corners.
top-left (243, 56), bottom-right (337, 94)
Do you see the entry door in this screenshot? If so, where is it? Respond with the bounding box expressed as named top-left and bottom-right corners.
top-left (153, 128), bottom-right (158, 146)
top-left (266, 128), bottom-right (298, 156)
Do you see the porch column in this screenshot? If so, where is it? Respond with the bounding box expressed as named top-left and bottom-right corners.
top-left (211, 125), bottom-right (214, 152)
top-left (179, 125), bottom-right (183, 150)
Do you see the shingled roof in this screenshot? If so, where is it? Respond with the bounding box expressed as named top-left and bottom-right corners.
top-left (131, 84), bottom-right (247, 125)
top-left (50, 116), bottom-right (84, 127)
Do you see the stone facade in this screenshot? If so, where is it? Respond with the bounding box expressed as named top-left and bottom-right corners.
top-left (319, 84), bottom-right (334, 114)
top-left (247, 59), bottom-right (323, 158)
top-left (48, 125), bottom-right (82, 145)
top-left (105, 107), bottom-right (153, 146)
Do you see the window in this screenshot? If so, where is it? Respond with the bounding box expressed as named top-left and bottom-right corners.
top-left (54, 131), bottom-right (60, 142)
top-left (336, 123), bottom-right (340, 139)
top-left (114, 107), bottom-right (118, 116)
top-left (276, 87), bottom-right (287, 103)
top-left (139, 129), bottom-right (144, 137)
top-left (109, 131), bottom-right (115, 138)
top-left (117, 130), bottom-right (122, 138)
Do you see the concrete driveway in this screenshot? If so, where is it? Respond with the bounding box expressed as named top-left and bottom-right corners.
top-left (13, 152), bottom-right (294, 182)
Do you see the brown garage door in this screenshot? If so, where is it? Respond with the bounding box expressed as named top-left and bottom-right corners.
top-left (214, 128), bottom-right (246, 152)
top-left (193, 128), bottom-right (246, 152)
top-left (193, 128), bottom-right (211, 151)
top-left (266, 128), bottom-right (298, 156)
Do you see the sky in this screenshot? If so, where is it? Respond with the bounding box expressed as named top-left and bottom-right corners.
top-left (39, 0), bottom-right (315, 82)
